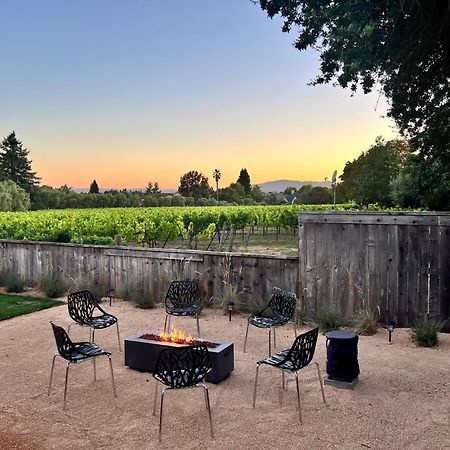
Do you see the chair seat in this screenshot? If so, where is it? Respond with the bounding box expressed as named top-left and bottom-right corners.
top-left (249, 314), bottom-right (288, 328)
top-left (66, 342), bottom-right (106, 362)
top-left (166, 305), bottom-right (200, 316)
top-left (259, 349), bottom-right (297, 372)
top-left (88, 314), bottom-right (117, 329)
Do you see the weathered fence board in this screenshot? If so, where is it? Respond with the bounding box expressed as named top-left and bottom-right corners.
top-left (298, 212), bottom-right (450, 328)
top-left (0, 240), bottom-right (298, 307)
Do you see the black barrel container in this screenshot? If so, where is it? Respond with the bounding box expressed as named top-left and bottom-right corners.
top-left (325, 330), bottom-right (360, 382)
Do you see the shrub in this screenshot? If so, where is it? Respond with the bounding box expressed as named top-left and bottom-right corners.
top-left (240, 294), bottom-right (268, 315)
top-left (412, 317), bottom-right (443, 347)
top-left (39, 274), bottom-right (66, 298)
top-left (73, 279), bottom-right (107, 302)
top-left (353, 307), bottom-right (380, 336)
top-left (5, 272), bottom-right (26, 293)
top-left (315, 309), bottom-right (345, 333)
top-left (119, 277), bottom-right (155, 309)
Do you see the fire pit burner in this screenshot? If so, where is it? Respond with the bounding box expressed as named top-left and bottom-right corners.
top-left (139, 333), bottom-right (219, 349)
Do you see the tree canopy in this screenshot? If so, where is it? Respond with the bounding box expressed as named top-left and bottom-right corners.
top-left (337, 137), bottom-right (408, 206)
top-left (0, 180), bottom-right (30, 211)
top-left (89, 179), bottom-right (100, 194)
top-left (237, 168), bottom-right (251, 194)
top-left (256, 0), bottom-right (450, 209)
top-left (178, 170), bottom-right (212, 199)
top-left (0, 131), bottom-right (39, 192)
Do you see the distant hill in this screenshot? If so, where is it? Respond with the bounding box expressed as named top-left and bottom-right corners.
top-left (256, 179), bottom-right (330, 193)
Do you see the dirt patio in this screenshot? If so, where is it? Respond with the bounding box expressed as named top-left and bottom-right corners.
top-left (0, 299), bottom-right (449, 449)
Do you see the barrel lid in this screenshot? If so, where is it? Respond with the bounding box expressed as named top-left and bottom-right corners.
top-left (325, 330), bottom-right (358, 340)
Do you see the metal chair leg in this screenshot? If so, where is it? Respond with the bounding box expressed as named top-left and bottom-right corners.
top-left (253, 364), bottom-right (260, 407)
top-left (201, 384), bottom-right (214, 438)
top-left (196, 314), bottom-right (201, 339)
top-left (243, 321), bottom-right (250, 353)
top-left (167, 315), bottom-right (171, 331)
top-left (273, 327), bottom-right (277, 348)
top-left (63, 363), bottom-right (71, 411)
top-left (93, 356), bottom-right (97, 381)
top-left (48, 355), bottom-right (57, 395)
top-left (295, 373), bottom-right (302, 424)
top-left (152, 380), bottom-right (159, 416)
top-left (158, 388), bottom-right (167, 442)
top-left (294, 323), bottom-right (297, 337)
top-left (314, 362), bottom-right (327, 406)
top-left (163, 314), bottom-right (168, 333)
top-left (108, 356), bottom-right (117, 398)
top-left (282, 371), bottom-right (286, 391)
top-left (268, 329), bottom-right (272, 356)
top-left (116, 322), bottom-right (122, 351)
top-left (91, 328), bottom-right (95, 343)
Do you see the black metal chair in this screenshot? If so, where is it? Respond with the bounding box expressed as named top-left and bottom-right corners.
top-left (164, 280), bottom-right (203, 338)
top-left (244, 288), bottom-right (297, 356)
top-left (253, 327), bottom-right (327, 423)
top-left (67, 290), bottom-right (121, 351)
top-left (152, 345), bottom-right (214, 442)
top-left (48, 322), bottom-right (117, 410)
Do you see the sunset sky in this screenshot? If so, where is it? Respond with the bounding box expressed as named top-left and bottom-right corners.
top-left (0, 0), bottom-right (397, 190)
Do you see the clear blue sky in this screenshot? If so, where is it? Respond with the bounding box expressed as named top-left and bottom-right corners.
top-left (0, 0), bottom-right (397, 189)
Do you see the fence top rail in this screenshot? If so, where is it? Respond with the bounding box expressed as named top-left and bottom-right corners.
top-left (0, 239), bottom-right (298, 261)
top-left (298, 211), bottom-right (450, 226)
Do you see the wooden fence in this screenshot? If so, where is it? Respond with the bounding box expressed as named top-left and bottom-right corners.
top-left (1, 211), bottom-right (449, 328)
top-left (0, 240), bottom-right (298, 307)
top-left (298, 212), bottom-right (450, 327)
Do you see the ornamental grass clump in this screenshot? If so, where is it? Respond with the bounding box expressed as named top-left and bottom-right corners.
top-left (5, 272), bottom-right (26, 293)
top-left (412, 317), bottom-right (443, 347)
top-left (39, 274), bottom-right (66, 298)
top-left (119, 276), bottom-right (155, 309)
top-left (353, 307), bottom-right (380, 336)
top-left (315, 309), bottom-right (346, 333)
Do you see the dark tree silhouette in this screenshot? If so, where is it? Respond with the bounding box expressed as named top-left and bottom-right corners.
top-left (89, 179), bottom-right (100, 194)
top-left (0, 131), bottom-right (39, 192)
top-left (178, 170), bottom-right (212, 199)
top-left (212, 169), bottom-right (221, 201)
top-left (237, 168), bottom-right (251, 194)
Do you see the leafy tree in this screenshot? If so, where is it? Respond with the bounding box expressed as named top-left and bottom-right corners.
top-left (178, 170), bottom-right (212, 199)
top-left (255, 0), bottom-right (450, 209)
top-left (212, 169), bottom-right (221, 201)
top-left (249, 185), bottom-right (265, 203)
top-left (89, 179), bottom-right (100, 194)
top-left (237, 168), bottom-right (251, 194)
top-left (0, 131), bottom-right (39, 192)
top-left (392, 154), bottom-right (450, 210)
top-left (283, 186), bottom-right (298, 195)
top-left (338, 138), bottom-right (408, 206)
top-left (219, 183), bottom-right (246, 203)
top-left (145, 181), bottom-right (161, 194)
top-left (294, 185), bottom-right (332, 204)
top-left (0, 180), bottom-right (30, 211)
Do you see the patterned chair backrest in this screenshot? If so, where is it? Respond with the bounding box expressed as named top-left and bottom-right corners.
top-left (268, 288), bottom-right (297, 320)
top-left (165, 280), bottom-right (201, 308)
top-left (285, 327), bottom-right (319, 371)
top-left (153, 345), bottom-right (212, 389)
top-left (51, 322), bottom-right (74, 360)
top-left (67, 290), bottom-right (97, 325)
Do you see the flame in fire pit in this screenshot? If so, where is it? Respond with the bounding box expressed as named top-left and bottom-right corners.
top-left (159, 327), bottom-right (194, 344)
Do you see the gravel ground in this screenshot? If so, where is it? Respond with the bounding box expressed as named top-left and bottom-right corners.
top-left (0, 299), bottom-right (449, 449)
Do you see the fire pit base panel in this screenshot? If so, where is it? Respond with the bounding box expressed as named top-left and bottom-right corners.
top-left (124, 333), bottom-right (234, 384)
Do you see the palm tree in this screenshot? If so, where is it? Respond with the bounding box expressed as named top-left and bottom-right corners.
top-left (213, 169), bottom-right (221, 202)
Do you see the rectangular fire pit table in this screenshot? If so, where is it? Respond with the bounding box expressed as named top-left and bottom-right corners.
top-left (124, 332), bottom-right (234, 384)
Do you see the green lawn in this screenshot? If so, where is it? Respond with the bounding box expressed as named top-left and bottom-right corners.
top-left (0, 294), bottom-right (64, 321)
